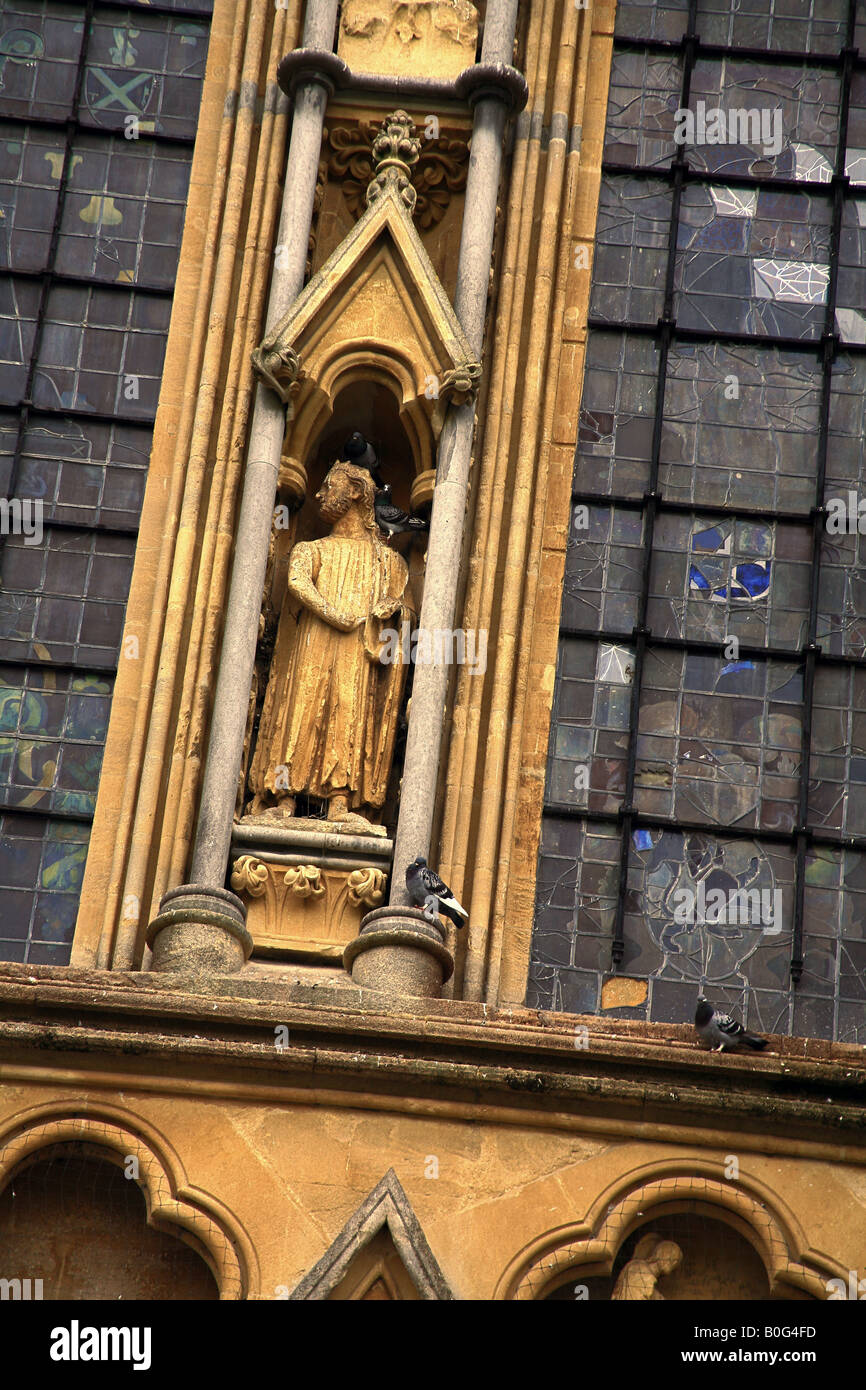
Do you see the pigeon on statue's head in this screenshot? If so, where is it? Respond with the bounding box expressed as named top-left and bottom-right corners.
top-left (343, 432), bottom-right (384, 488)
top-left (694, 995), bottom-right (767, 1052)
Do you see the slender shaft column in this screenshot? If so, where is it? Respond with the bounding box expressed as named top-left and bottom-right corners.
top-left (147, 0), bottom-right (339, 973)
top-left (190, 0), bottom-right (339, 887)
top-left (388, 0), bottom-right (523, 907)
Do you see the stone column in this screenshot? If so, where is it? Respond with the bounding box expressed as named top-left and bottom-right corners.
top-left (388, 1), bottom-right (525, 908)
top-left (147, 0), bottom-right (341, 976)
top-left (345, 0), bottom-right (525, 997)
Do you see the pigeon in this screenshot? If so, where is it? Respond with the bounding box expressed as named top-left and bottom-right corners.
top-left (374, 485), bottom-right (429, 539)
top-left (343, 431), bottom-right (384, 488)
top-left (406, 856), bottom-right (468, 928)
top-left (694, 995), bottom-right (767, 1052)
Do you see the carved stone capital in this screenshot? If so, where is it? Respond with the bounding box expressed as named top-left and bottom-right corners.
top-left (229, 855), bottom-right (392, 959)
top-left (230, 854), bottom-right (269, 898)
top-left (326, 119), bottom-right (469, 231)
top-left (347, 866), bottom-right (388, 909)
top-left (284, 864), bottom-right (325, 898)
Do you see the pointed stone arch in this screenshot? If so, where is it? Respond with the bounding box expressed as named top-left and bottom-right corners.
top-left (0, 1105), bottom-right (253, 1299)
top-left (252, 180), bottom-right (480, 507)
top-left (494, 1159), bottom-right (849, 1301)
top-left (290, 1168), bottom-right (452, 1300)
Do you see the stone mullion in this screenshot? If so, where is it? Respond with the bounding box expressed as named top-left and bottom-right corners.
top-left (187, 0), bottom-right (341, 899)
top-left (385, 0), bottom-right (525, 917)
top-left (460, 0), bottom-right (587, 1002)
top-left (112, 0), bottom-right (298, 970)
top-left (485, 2), bottom-right (600, 1006)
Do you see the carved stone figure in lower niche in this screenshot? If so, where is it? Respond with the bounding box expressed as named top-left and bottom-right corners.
top-left (610, 1233), bottom-right (683, 1300)
top-left (248, 457), bottom-right (414, 836)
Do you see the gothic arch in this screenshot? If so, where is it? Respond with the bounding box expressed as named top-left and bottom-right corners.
top-left (493, 1159), bottom-right (848, 1301)
top-left (0, 1103), bottom-right (255, 1300)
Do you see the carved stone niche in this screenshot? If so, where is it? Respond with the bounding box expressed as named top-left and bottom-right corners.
top-left (239, 114), bottom-right (480, 965)
top-left (338, 0), bottom-right (480, 82)
top-left (230, 826), bottom-right (391, 960)
top-left (252, 174), bottom-right (480, 510)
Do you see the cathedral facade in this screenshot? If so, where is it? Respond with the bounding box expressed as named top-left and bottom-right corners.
top-left (0, 0), bottom-right (864, 1305)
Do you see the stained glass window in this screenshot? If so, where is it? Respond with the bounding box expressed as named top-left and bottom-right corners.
top-left (0, 1), bottom-right (211, 963)
top-left (534, 0), bottom-right (866, 1043)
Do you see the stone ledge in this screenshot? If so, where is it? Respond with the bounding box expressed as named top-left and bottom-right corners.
top-left (0, 962), bottom-right (863, 1103)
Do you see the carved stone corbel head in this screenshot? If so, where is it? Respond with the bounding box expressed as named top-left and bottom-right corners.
top-left (250, 342), bottom-right (302, 408)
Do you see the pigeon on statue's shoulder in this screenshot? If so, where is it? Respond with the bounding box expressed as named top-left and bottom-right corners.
top-left (374, 485), bottom-right (429, 539)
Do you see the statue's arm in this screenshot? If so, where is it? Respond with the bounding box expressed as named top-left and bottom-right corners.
top-left (371, 553), bottom-right (414, 621)
top-left (287, 544), bottom-right (357, 632)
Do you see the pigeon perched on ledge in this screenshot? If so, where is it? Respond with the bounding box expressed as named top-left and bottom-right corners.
top-left (406, 856), bottom-right (468, 928)
top-left (695, 995), bottom-right (767, 1052)
top-left (374, 485), bottom-right (429, 540)
top-left (343, 431), bottom-right (384, 488)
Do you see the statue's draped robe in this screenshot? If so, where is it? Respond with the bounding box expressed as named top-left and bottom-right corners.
top-left (253, 532), bottom-right (411, 809)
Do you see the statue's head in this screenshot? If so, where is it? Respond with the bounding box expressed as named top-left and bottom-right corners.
top-left (648, 1240), bottom-right (682, 1276)
top-left (316, 461), bottom-right (377, 528)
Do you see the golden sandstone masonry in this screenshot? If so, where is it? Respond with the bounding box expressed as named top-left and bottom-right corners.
top-left (0, 0), bottom-right (864, 1323)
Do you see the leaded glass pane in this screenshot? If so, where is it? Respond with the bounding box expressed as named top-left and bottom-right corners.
top-left (573, 331), bottom-right (659, 498)
top-left (562, 504), bottom-right (645, 634)
top-left (546, 639), bottom-right (633, 814)
top-left (685, 60), bottom-right (840, 181)
top-left (660, 342), bottom-right (821, 514)
top-left (57, 133), bottom-right (192, 287)
top-left (603, 50), bottom-right (683, 170)
top-left (696, 0), bottom-right (847, 54)
top-left (589, 176), bottom-right (673, 326)
top-left (82, 10), bottom-right (209, 141)
top-left (637, 651), bottom-right (803, 829)
top-left (0, 527), bottom-right (135, 666)
top-left (0, 2), bottom-right (86, 123)
top-left (675, 185), bottom-right (831, 338)
top-left (648, 514), bottom-right (810, 649)
top-left (0, 122), bottom-right (62, 272)
top-left (808, 667), bottom-right (866, 838)
top-left (34, 285), bottom-right (170, 417)
top-left (0, 812), bottom-right (90, 962)
top-left (0, 667), bottom-right (112, 815)
top-left (0, 412), bottom-right (151, 528)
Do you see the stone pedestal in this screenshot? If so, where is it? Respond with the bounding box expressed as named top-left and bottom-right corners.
top-left (230, 823), bottom-right (392, 961)
top-left (146, 885), bottom-right (253, 978)
top-left (343, 905), bottom-right (454, 998)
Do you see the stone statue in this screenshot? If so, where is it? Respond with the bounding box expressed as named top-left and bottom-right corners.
top-left (248, 457), bottom-right (414, 835)
top-left (610, 1233), bottom-right (683, 1300)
